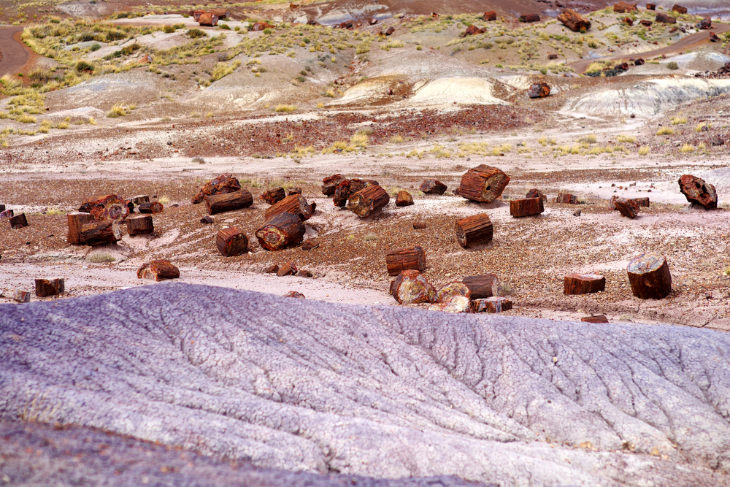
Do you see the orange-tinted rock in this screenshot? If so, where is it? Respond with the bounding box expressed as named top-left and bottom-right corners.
top-left (528, 82), bottom-right (550, 99)
top-left (192, 174), bottom-right (241, 204)
top-left (678, 174), bottom-right (717, 209)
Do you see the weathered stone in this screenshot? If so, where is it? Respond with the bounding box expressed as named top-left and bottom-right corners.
top-left (656, 12), bottom-right (677, 23)
top-left (519, 14), bottom-right (540, 23)
top-left (471, 297), bottom-right (512, 313)
top-left (192, 174), bottom-right (241, 204)
top-left (420, 179), bottom-right (447, 195)
top-left (612, 197), bottom-right (640, 218)
top-left (390, 270), bottom-right (436, 305)
top-left (613, 2), bottom-right (637, 13)
top-left (564, 274), bottom-right (605, 295)
top-left (528, 82), bottom-right (550, 99)
top-left (277, 262), bottom-right (298, 277)
top-left (395, 190), bottom-right (414, 207)
top-left (678, 174), bottom-right (717, 209)
top-left (558, 9), bottom-right (591, 32)
top-left (483, 11), bottom-right (497, 21)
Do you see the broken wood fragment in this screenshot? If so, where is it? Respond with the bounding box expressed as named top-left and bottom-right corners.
top-left (193, 174), bottom-right (241, 204)
top-left (216, 227), bottom-right (248, 257)
top-left (455, 214), bottom-right (493, 248)
top-left (656, 12), bottom-right (677, 23)
top-left (333, 179), bottom-right (378, 207)
top-left (555, 193), bottom-right (578, 204)
top-left (131, 195), bottom-right (150, 206)
top-left (35, 279), bottom-right (64, 297)
top-left (462, 274), bottom-right (502, 299)
top-left (420, 179), bottom-right (447, 195)
top-left (67, 212), bottom-right (94, 244)
top-left (627, 253), bottom-right (671, 299)
top-left (5, 289), bottom-right (30, 303)
top-left (302, 239), bottom-right (320, 251)
top-left (205, 189), bottom-right (254, 215)
top-left (9, 213), bottom-right (28, 229)
top-left (137, 260), bottom-right (180, 281)
top-left (471, 297), bottom-right (512, 313)
top-left (260, 187), bottom-right (286, 205)
top-left (678, 174), bottom-right (717, 209)
top-left (297, 269), bottom-right (313, 278)
top-left (436, 282), bottom-right (471, 303)
top-left (265, 194), bottom-right (315, 221)
top-left (126, 215), bottom-right (154, 236)
top-left (612, 197), bottom-right (640, 218)
top-left (510, 197), bottom-right (544, 218)
top-left (564, 273), bottom-right (606, 295)
top-left (412, 221), bottom-right (427, 230)
top-left (389, 270), bottom-right (436, 305)
top-left (528, 82), bottom-right (551, 99)
top-left (458, 165), bottom-right (510, 203)
top-left (82, 195), bottom-right (129, 221)
top-left (264, 264), bottom-right (279, 273)
top-left (526, 188), bottom-right (547, 201)
top-left (672, 4), bottom-right (687, 14)
top-left (138, 202), bottom-right (164, 214)
top-left (558, 8), bottom-right (590, 32)
top-left (78, 221), bottom-right (122, 246)
top-left (277, 262), bottom-right (297, 277)
top-left (429, 295), bottom-right (471, 313)
top-left (285, 291), bottom-right (305, 299)
top-left (613, 2), bottom-right (637, 13)
top-left (322, 174), bottom-right (346, 196)
top-left (395, 190), bottom-right (414, 207)
top-left (0, 209), bottom-right (13, 219)
top-left (386, 246), bottom-right (426, 276)
top-left (581, 315), bottom-right (609, 323)
top-left (483, 10), bottom-right (496, 21)
top-left (255, 213), bottom-right (305, 251)
top-left (519, 14), bottom-right (540, 22)
top-left (348, 185), bottom-right (390, 218)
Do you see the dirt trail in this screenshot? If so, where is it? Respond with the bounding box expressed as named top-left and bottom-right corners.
top-left (0, 25), bottom-right (33, 77)
top-left (572, 23), bottom-right (730, 73)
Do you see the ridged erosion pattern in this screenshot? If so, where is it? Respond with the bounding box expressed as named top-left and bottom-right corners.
top-left (1, 283), bottom-right (728, 486)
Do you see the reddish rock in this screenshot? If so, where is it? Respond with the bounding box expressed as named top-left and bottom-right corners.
top-left (671, 4), bottom-right (688, 14)
top-left (623, 17), bottom-right (634, 26)
top-left (678, 175), bottom-right (717, 209)
top-left (420, 179), bottom-right (447, 194)
top-left (510, 198), bottom-right (544, 218)
top-left (483, 11), bottom-right (497, 21)
top-left (297, 269), bottom-right (313, 278)
top-left (528, 82), bottom-right (550, 99)
top-left (277, 262), bottom-right (298, 277)
top-left (192, 174), bottom-right (241, 204)
top-left (9, 213), bottom-right (28, 229)
top-left (429, 295), bottom-right (471, 313)
top-left (640, 19), bottom-right (653, 26)
top-left (526, 188), bottom-right (547, 201)
top-left (301, 239), bottom-right (320, 251)
top-left (613, 2), bottom-right (637, 13)
top-left (612, 197), bottom-right (640, 218)
top-left (250, 21), bottom-right (274, 31)
top-left (564, 273), bottom-right (606, 295)
top-left (197, 12), bottom-right (218, 26)
top-left (137, 260), bottom-right (180, 281)
top-left (471, 297), bottom-right (512, 313)
top-left (462, 25), bottom-right (486, 36)
top-left (285, 291), bottom-right (305, 299)
top-left (389, 270), bottom-right (436, 305)
top-left (555, 193), bottom-right (578, 204)
top-left (260, 187), bottom-right (286, 205)
top-left (709, 32), bottom-right (720, 42)
top-left (558, 9), bottom-right (591, 32)
top-left (264, 264), bottom-right (279, 273)
top-left (81, 194), bottom-right (129, 222)
top-left (519, 14), bottom-right (540, 23)
top-left (697, 17), bottom-right (711, 29)
top-left (458, 165), bottom-right (510, 203)
top-left (627, 253), bottom-right (672, 299)
top-left (395, 190), bottom-right (414, 207)
top-left (646, 3), bottom-right (656, 10)
top-left (656, 12), bottom-right (677, 23)
top-left (435, 282), bottom-right (471, 303)
top-left (322, 174), bottom-right (345, 196)
top-left (581, 315), bottom-right (609, 323)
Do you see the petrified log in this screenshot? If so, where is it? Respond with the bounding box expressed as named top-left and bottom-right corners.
top-left (9, 213), bottom-right (28, 229)
top-left (126, 215), bottom-right (154, 236)
top-left (412, 221), bottom-right (427, 230)
top-left (395, 190), bottom-right (414, 207)
top-left (613, 197), bottom-right (639, 218)
top-left (564, 273), bottom-right (606, 295)
top-left (526, 188), bottom-right (547, 201)
top-left (581, 315), bottom-right (609, 323)
top-left (646, 3), bottom-right (656, 9)
top-left (519, 14), bottom-right (540, 23)
top-left (420, 179), bottom-right (447, 195)
top-left (260, 188), bottom-right (286, 205)
top-left (436, 282), bottom-right (471, 303)
top-left (697, 17), bottom-right (711, 29)
top-left (192, 174), bottom-right (241, 204)
top-left (678, 174), bottom-right (717, 209)
top-left (528, 82), bottom-right (551, 99)
top-left (510, 198), bottom-right (544, 218)
top-left (67, 212), bottom-right (94, 244)
top-left (265, 194), bottom-right (315, 221)
top-left (285, 291), bottom-right (305, 299)
top-left (333, 179), bottom-right (378, 207)
top-left (277, 262), bottom-right (297, 277)
top-left (348, 185), bottom-right (390, 218)
top-left (455, 214), bottom-right (493, 248)
top-left (632, 197), bottom-right (650, 207)
top-left (462, 25), bottom-right (486, 36)
top-left (386, 246), bottom-right (426, 276)
top-left (555, 193), bottom-right (578, 204)
top-left (138, 202), bottom-right (164, 214)
top-left (255, 213), bottom-right (305, 251)
top-left (458, 165), bottom-right (510, 203)
top-left (322, 174), bottom-right (346, 196)
top-left (200, 215), bottom-right (214, 224)
top-left (287, 187), bottom-right (302, 196)
top-left (656, 12), bottom-right (677, 23)
top-left (483, 11), bottom-right (497, 21)
top-left (627, 253), bottom-right (671, 299)
top-left (623, 16), bottom-right (634, 25)
top-left (0, 204), bottom-right (4, 212)
top-left (640, 19), bottom-right (653, 26)
top-left (205, 190), bottom-right (254, 215)
top-left (471, 297), bottom-right (512, 313)
top-left (137, 260), bottom-right (180, 281)
top-left (613, 2), bottom-right (637, 13)
top-left (216, 227), bottom-right (248, 257)
top-left (198, 12), bottom-right (218, 26)
top-left (78, 221), bottom-right (122, 246)
top-left (82, 195), bottom-right (129, 221)
top-left (672, 4), bottom-right (687, 14)
top-left (35, 279), bottom-right (64, 297)
top-left (131, 195), bottom-right (150, 206)
top-left (429, 295), bottom-right (471, 313)
top-left (558, 9), bottom-right (591, 32)
top-left (462, 274), bottom-right (502, 299)
top-left (389, 270), bottom-right (436, 305)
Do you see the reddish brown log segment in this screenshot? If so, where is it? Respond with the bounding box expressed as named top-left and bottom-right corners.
top-left (126, 215), bottom-right (154, 236)
top-left (131, 195), bottom-right (150, 206)
top-left (420, 179), bottom-right (447, 194)
top-left (528, 82), bottom-right (551, 99)
top-left (193, 174), bottom-right (241, 204)
top-left (613, 2), bottom-right (637, 13)
top-left (558, 9), bottom-right (591, 32)
top-left (462, 274), bottom-right (502, 299)
top-left (333, 179), bottom-right (378, 207)
top-left (322, 174), bottom-right (346, 196)
top-left (78, 221), bottom-right (122, 246)
top-left (555, 193), bottom-right (578, 204)
top-left (9, 213), bottom-right (28, 229)
top-left (564, 273), bottom-right (606, 295)
top-left (138, 202), bottom-right (164, 214)
top-left (35, 279), bottom-right (64, 297)
top-left (672, 4), bottom-right (687, 14)
top-left (81, 195), bottom-right (129, 222)
top-left (471, 297), bottom-right (512, 313)
top-left (277, 262), bottom-right (297, 276)
top-left (429, 295), bottom-right (471, 313)
top-left (389, 270), bottom-right (436, 305)
top-left (458, 165), bottom-right (510, 203)
top-left (510, 198), bottom-right (544, 217)
top-left (395, 190), bottom-right (414, 207)
top-left (5, 290), bottom-right (30, 303)
top-left (612, 197), bottom-right (639, 218)
top-left (216, 227), bottom-right (248, 257)
top-left (581, 315), bottom-right (609, 323)
top-left (455, 214), bottom-right (493, 248)
top-left (137, 260), bottom-right (180, 281)
top-left (627, 253), bottom-right (672, 299)
top-left (656, 12), bottom-right (677, 23)
top-left (519, 14), bottom-right (540, 22)
top-left (265, 194), bottom-right (316, 221)
top-left (260, 187), bottom-right (286, 205)
top-left (67, 212), bottom-right (94, 244)
top-left (348, 185), bottom-right (390, 217)
top-left (436, 282), bottom-right (471, 303)
top-left (255, 213), bottom-right (305, 251)
top-left (386, 246), bottom-right (426, 276)
top-left (483, 11), bottom-right (497, 21)
top-left (205, 190), bottom-right (254, 215)
top-left (526, 188), bottom-right (547, 201)
top-left (678, 174), bottom-right (717, 209)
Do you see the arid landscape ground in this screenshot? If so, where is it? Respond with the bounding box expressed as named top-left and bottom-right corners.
top-left (0, 0), bottom-right (729, 485)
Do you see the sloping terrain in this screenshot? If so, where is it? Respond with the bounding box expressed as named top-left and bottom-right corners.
top-left (1, 283), bottom-right (728, 486)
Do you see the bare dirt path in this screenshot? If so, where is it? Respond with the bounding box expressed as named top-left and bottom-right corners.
top-left (0, 25), bottom-right (32, 77)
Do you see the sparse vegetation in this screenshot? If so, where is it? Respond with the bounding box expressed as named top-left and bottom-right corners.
top-left (274, 104), bottom-right (297, 113)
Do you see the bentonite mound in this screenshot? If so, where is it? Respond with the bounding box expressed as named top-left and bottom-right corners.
top-left (1, 283), bottom-right (729, 486)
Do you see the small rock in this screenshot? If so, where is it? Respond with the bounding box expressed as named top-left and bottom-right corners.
top-left (264, 264), bottom-right (279, 273)
top-left (574, 209), bottom-right (582, 216)
top-left (412, 221), bottom-right (427, 230)
top-left (471, 297), bottom-right (512, 313)
top-left (277, 262), bottom-right (297, 277)
top-left (528, 82), bottom-right (550, 99)
top-left (285, 291), bottom-right (305, 299)
top-left (678, 174), bottom-right (717, 209)
top-left (396, 190), bottom-right (414, 206)
top-left (297, 269), bottom-right (313, 278)
top-left (581, 315), bottom-right (609, 323)
top-left (301, 239), bottom-right (320, 251)
top-left (200, 215), bottom-right (214, 224)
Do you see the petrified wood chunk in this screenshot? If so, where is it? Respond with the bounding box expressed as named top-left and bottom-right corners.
top-left (612, 197), bottom-right (639, 218)
top-left (348, 185), bottom-right (390, 218)
top-left (0, 209), bottom-right (13, 219)
top-left (627, 253), bottom-right (671, 299)
top-left (429, 295), bottom-right (471, 313)
top-left (462, 274), bottom-right (502, 299)
top-left (581, 315), bottom-right (609, 323)
top-left (395, 190), bottom-right (414, 207)
top-left (277, 262), bottom-right (298, 277)
top-left (322, 174), bottom-right (346, 196)
top-left (0, 204), bottom-right (4, 212)
top-left (67, 212), bottom-right (94, 244)
top-left (287, 187), bottom-right (302, 196)
top-left (678, 174), bottom-right (717, 209)
top-left (458, 165), bottom-right (510, 203)
top-left (333, 179), bottom-right (378, 207)
top-left (436, 282), bottom-right (471, 303)
top-left (471, 297), bottom-right (512, 313)
top-left (260, 187), bottom-right (286, 205)
top-left (558, 9), bottom-right (591, 32)
top-left (386, 246), bottom-right (426, 276)
top-left (285, 291), bottom-right (305, 299)
top-left (255, 213), bottom-right (305, 251)
top-left (205, 190), bottom-right (254, 215)
top-left (420, 179), bottom-right (447, 194)
top-left (483, 10), bottom-right (497, 21)
top-left (462, 25), bottom-right (486, 36)
top-left (131, 195), bottom-right (150, 206)
top-left (82, 195), bottom-right (129, 221)
top-left (126, 215), bottom-right (154, 236)
top-left (656, 12), bottom-right (677, 23)
top-left (672, 4), bottom-right (687, 14)
top-left (510, 198), bottom-right (544, 217)
top-left (216, 227), bottom-right (248, 257)
top-left (646, 3), bottom-right (655, 9)
top-left (519, 14), bottom-right (540, 22)
top-left (9, 213), bottom-right (28, 229)
top-left (526, 188), bottom-right (547, 201)
top-left (389, 270), bottom-right (436, 305)
top-left (697, 17), bottom-right (711, 29)
top-left (555, 193), bottom-right (578, 204)
top-left (613, 1), bottom-right (637, 13)
top-left (137, 260), bottom-right (180, 281)
top-left (35, 279), bottom-right (64, 297)
top-left (640, 19), bottom-right (653, 26)
top-left (138, 202), bottom-right (164, 214)
top-left (78, 221), bottom-right (122, 246)
top-left (564, 273), bottom-right (606, 295)
top-left (5, 289), bottom-right (30, 303)
top-left (455, 214), bottom-right (493, 248)
top-left (192, 174), bottom-right (241, 204)
top-left (265, 194), bottom-right (316, 221)
top-left (528, 82), bottom-right (551, 99)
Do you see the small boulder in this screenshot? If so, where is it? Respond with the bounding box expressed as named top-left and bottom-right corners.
top-left (528, 82), bottom-right (550, 99)
top-left (678, 175), bottom-right (717, 209)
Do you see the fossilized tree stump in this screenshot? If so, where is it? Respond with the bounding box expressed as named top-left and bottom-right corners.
top-left (420, 179), bottom-right (447, 194)
top-left (458, 165), bottom-right (510, 203)
top-left (138, 202), bottom-right (164, 214)
top-left (471, 297), bottom-right (512, 313)
top-left (386, 246), bottom-right (426, 276)
top-left (627, 253), bottom-right (672, 299)
top-left (192, 174), bottom-right (241, 204)
top-left (126, 215), bottom-right (154, 236)
top-left (35, 279), bottom-right (64, 297)
top-left (564, 273), bottom-right (606, 295)
top-left (9, 213), bottom-right (28, 229)
top-left (612, 197), bottom-right (639, 218)
top-left (510, 198), bottom-right (544, 217)
top-left (260, 187), bottom-right (286, 205)
top-left (265, 194), bottom-right (316, 221)
top-left (67, 212), bottom-right (94, 244)
top-left (205, 190), bottom-right (253, 215)
top-left (462, 274), bottom-right (502, 299)
top-left (78, 222), bottom-right (121, 246)
top-left (348, 185), bottom-right (390, 217)
top-left (455, 214), bottom-right (493, 248)
top-left (528, 82), bottom-right (551, 98)
top-left (389, 270), bottom-right (436, 305)
top-left (137, 260), bottom-right (180, 281)
top-left (216, 227), bottom-right (248, 257)
top-left (334, 179), bottom-right (378, 208)
top-left (322, 174), bottom-right (346, 196)
top-left (255, 213), bottom-right (305, 251)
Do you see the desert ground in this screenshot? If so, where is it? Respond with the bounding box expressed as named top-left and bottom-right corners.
top-left (0, 0), bottom-right (729, 485)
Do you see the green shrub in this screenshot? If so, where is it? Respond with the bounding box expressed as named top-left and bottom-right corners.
top-left (667, 61), bottom-right (679, 70)
top-left (187, 28), bottom-right (206, 38)
top-left (90, 43), bottom-right (101, 51)
top-left (75, 60), bottom-right (94, 72)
